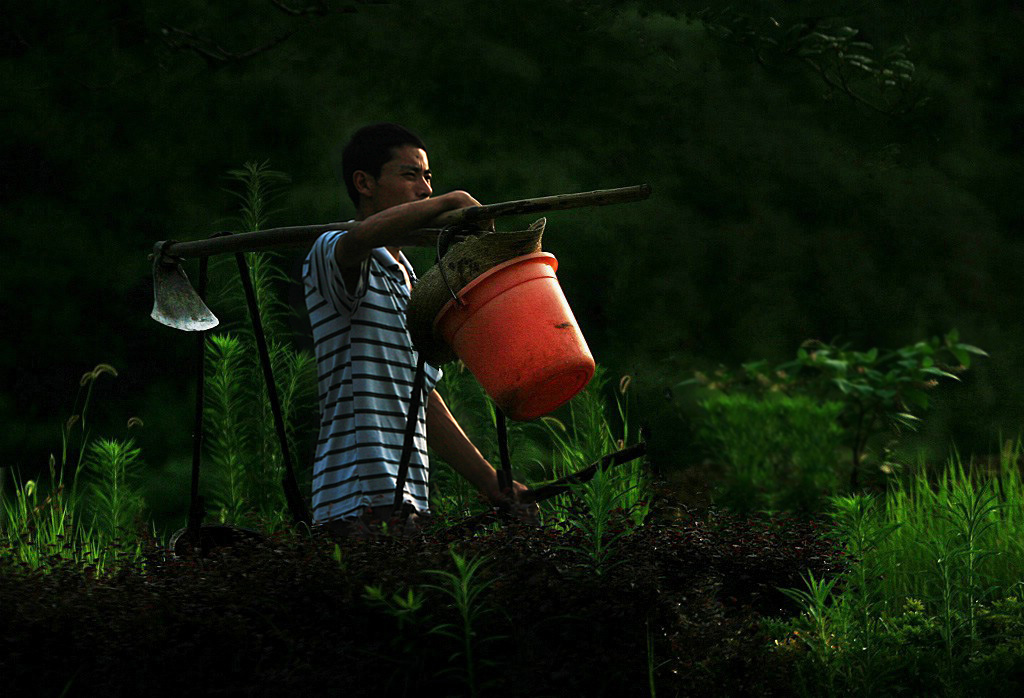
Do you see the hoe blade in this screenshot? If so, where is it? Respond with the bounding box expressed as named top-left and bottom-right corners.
top-left (151, 258), bottom-right (219, 331)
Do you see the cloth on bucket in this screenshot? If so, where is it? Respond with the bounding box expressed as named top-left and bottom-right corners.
top-left (407, 218), bottom-right (546, 366)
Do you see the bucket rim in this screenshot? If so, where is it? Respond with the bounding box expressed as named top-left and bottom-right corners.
top-left (432, 251), bottom-right (558, 329)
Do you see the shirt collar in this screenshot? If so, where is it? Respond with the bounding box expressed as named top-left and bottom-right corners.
top-left (370, 247), bottom-right (417, 281)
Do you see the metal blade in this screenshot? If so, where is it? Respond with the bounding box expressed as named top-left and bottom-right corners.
top-left (150, 257), bottom-right (219, 331)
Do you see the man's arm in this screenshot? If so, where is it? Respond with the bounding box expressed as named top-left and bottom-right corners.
top-left (426, 390), bottom-right (533, 506)
top-left (334, 191), bottom-right (480, 269)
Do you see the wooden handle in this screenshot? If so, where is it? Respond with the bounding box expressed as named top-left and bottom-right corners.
top-left (430, 184), bottom-right (652, 225)
top-left (154, 184), bottom-right (651, 260)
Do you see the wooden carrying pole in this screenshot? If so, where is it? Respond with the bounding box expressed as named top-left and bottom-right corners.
top-left (153, 184), bottom-right (651, 260)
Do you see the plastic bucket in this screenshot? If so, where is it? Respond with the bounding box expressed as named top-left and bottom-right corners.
top-left (434, 252), bottom-right (595, 421)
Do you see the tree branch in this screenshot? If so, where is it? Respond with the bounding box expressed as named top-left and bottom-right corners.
top-left (269, 0), bottom-right (357, 17)
top-left (160, 25), bottom-right (298, 67)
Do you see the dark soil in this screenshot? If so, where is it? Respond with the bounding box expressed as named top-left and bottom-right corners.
top-left (1, 502), bottom-right (840, 697)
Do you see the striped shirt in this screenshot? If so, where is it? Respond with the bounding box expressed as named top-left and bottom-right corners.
top-left (303, 230), bottom-right (442, 524)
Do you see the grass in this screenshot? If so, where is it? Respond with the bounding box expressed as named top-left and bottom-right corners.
top-left (5, 165), bottom-right (1021, 693)
top-left (1, 365), bottom-right (146, 574)
top-left (9, 353), bottom-right (1024, 694)
top-left (771, 440), bottom-right (1024, 695)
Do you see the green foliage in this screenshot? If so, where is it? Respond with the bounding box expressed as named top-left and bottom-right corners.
top-left (687, 331), bottom-right (986, 489)
top-left (363, 584), bottom-right (426, 633)
top-left (204, 334), bottom-right (251, 523)
top-left (424, 547), bottom-right (504, 698)
top-left (8, 0), bottom-right (1024, 478)
top-left (202, 163), bottom-right (318, 529)
top-left (83, 437), bottom-right (145, 541)
top-left (429, 362), bottom-right (520, 520)
top-left (772, 443), bottom-right (1024, 694)
top-left (361, 581), bottom-right (430, 691)
top-left (532, 368), bottom-right (651, 573)
top-left (693, 8), bottom-right (927, 115)
top-left (1, 365), bottom-right (145, 573)
top-left (696, 393), bottom-right (843, 514)
top-left (556, 468), bottom-right (638, 576)
top-left (536, 367), bottom-right (651, 525)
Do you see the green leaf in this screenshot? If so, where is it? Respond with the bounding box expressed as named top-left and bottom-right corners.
top-left (902, 389), bottom-right (929, 410)
top-left (949, 346), bottom-right (970, 367)
top-left (921, 366), bottom-right (960, 381)
top-left (823, 359), bottom-right (848, 374)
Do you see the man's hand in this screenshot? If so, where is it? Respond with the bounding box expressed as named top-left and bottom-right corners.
top-left (482, 478), bottom-right (541, 525)
top-left (444, 191), bottom-right (495, 232)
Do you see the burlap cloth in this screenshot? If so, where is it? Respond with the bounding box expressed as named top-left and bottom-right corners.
top-left (408, 218), bottom-right (546, 366)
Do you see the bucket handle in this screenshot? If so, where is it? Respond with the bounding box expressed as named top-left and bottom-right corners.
top-left (436, 223), bottom-right (477, 307)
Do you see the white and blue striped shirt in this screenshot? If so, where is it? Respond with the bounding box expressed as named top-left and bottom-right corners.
top-left (303, 230), bottom-right (442, 524)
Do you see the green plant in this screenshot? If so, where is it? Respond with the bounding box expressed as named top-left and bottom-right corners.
top-left (205, 333), bottom-right (254, 523)
top-left (528, 368), bottom-right (650, 573)
top-left (429, 362), bottom-right (501, 520)
top-left (778, 570), bottom-right (844, 692)
top-left (362, 580), bottom-right (430, 693)
top-left (363, 584), bottom-right (426, 634)
top-left (825, 494), bottom-right (900, 692)
top-left (939, 476), bottom-right (1002, 643)
top-left (424, 547), bottom-right (503, 697)
top-left (555, 467), bottom-right (637, 576)
top-left (685, 330), bottom-right (986, 489)
top-left (696, 393), bottom-right (843, 514)
top-left (202, 162), bottom-right (317, 529)
top-left (536, 367), bottom-right (651, 526)
top-left (1, 364), bottom-right (143, 573)
top-left (771, 445), bottom-right (1024, 695)
top-left (692, 9), bottom-right (928, 116)
top-left (83, 436), bottom-right (146, 542)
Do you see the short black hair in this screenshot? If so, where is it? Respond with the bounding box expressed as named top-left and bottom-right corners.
top-left (341, 123), bottom-right (427, 206)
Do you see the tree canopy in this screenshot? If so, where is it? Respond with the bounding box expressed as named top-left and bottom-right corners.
top-left (3, 0), bottom-right (1022, 474)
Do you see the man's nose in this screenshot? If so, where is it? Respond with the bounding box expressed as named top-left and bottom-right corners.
top-left (418, 178), bottom-right (432, 198)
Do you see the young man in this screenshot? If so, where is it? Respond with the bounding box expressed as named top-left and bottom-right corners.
top-left (303, 123), bottom-right (533, 536)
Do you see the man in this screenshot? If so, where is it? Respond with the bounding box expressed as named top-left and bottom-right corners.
top-left (303, 123), bottom-right (532, 536)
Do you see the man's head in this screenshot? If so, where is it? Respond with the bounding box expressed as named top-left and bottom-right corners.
top-left (342, 123), bottom-right (432, 215)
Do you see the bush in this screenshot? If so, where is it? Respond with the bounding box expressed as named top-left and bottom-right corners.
top-left (697, 393), bottom-right (843, 514)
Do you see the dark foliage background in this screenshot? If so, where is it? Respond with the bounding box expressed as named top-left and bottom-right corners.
top-left (3, 0), bottom-right (1022, 519)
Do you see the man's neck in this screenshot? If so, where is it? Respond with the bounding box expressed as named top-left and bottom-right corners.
top-left (356, 203), bottom-right (402, 262)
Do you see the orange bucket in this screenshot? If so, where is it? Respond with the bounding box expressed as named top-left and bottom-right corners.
top-left (434, 252), bottom-right (596, 421)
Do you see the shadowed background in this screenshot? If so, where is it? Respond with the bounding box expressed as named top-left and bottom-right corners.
top-left (3, 0), bottom-right (1022, 523)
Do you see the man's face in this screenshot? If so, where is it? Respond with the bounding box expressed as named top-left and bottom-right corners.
top-left (360, 144), bottom-right (433, 214)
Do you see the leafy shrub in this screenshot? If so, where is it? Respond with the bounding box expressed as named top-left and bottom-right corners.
top-left (696, 393), bottom-right (843, 514)
top-left (686, 330), bottom-right (985, 489)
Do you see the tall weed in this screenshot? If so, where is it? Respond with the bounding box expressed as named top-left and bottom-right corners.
top-left (202, 162), bottom-right (317, 529)
top-left (774, 441), bottom-right (1024, 693)
top-left (1, 365), bottom-right (144, 572)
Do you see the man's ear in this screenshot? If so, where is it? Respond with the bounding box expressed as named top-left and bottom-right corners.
top-left (352, 170), bottom-right (376, 199)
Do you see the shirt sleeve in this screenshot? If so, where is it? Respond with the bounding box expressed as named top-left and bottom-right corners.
top-left (307, 230), bottom-right (370, 314)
